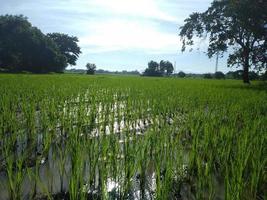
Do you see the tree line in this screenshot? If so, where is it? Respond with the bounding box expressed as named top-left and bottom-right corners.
top-left (85, 60), bottom-right (174, 77)
top-left (0, 15), bottom-right (81, 73)
top-left (175, 70), bottom-right (267, 80)
top-left (202, 70), bottom-right (267, 80)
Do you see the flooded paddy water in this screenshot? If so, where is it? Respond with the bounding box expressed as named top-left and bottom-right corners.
top-left (0, 98), bottom-right (194, 200)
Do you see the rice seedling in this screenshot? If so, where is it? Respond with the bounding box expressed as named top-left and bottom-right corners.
top-left (0, 74), bottom-right (266, 200)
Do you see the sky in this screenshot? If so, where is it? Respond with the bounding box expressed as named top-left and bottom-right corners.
top-left (0, 0), bottom-right (230, 73)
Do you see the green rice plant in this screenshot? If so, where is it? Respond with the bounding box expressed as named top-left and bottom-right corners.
top-left (27, 166), bottom-right (53, 200)
top-left (67, 124), bottom-right (87, 200)
top-left (4, 140), bottom-right (25, 200)
top-left (0, 74), bottom-right (266, 200)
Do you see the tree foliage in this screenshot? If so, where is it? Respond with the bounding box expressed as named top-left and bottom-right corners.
top-left (143, 60), bottom-right (174, 77)
top-left (260, 71), bottom-right (267, 81)
top-left (166, 64), bottom-right (174, 75)
top-left (180, 0), bottom-right (267, 83)
top-left (86, 63), bottom-right (96, 75)
top-left (177, 71), bottom-right (186, 78)
top-left (203, 73), bottom-right (213, 79)
top-left (143, 61), bottom-right (161, 76)
top-left (214, 71), bottom-right (225, 79)
top-left (226, 70), bottom-right (243, 79)
top-left (226, 70), bottom-right (260, 80)
top-left (0, 15), bottom-right (81, 73)
top-left (47, 33), bottom-right (81, 66)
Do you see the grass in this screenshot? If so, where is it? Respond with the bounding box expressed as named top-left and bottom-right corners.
top-left (0, 74), bottom-right (266, 200)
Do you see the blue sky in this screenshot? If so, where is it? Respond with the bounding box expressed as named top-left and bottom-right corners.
top-left (1, 0), bottom-right (231, 73)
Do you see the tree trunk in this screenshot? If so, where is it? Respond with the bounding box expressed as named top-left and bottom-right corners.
top-left (243, 62), bottom-right (250, 84)
top-left (243, 49), bottom-right (250, 84)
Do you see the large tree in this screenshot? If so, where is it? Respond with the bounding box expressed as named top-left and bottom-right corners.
top-left (0, 15), bottom-right (67, 73)
top-left (179, 0), bottom-right (267, 83)
top-left (47, 33), bottom-right (81, 66)
top-left (0, 15), bottom-right (83, 73)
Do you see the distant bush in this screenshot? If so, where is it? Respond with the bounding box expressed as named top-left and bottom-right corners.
top-left (249, 71), bottom-right (259, 80)
top-left (226, 70), bottom-right (243, 79)
top-left (214, 71), bottom-right (225, 79)
top-left (260, 71), bottom-right (267, 81)
top-left (226, 70), bottom-right (260, 80)
top-left (203, 73), bottom-right (212, 79)
top-left (177, 71), bottom-right (186, 78)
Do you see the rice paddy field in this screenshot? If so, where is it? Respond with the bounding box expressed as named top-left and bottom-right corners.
top-left (0, 74), bottom-right (266, 200)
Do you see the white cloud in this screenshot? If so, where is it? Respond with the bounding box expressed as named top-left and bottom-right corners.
top-left (88, 0), bottom-right (177, 22)
top-left (79, 19), bottom-right (181, 54)
top-left (1, 0), bottom-right (210, 56)
top-left (1, 0), bottom-right (225, 72)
